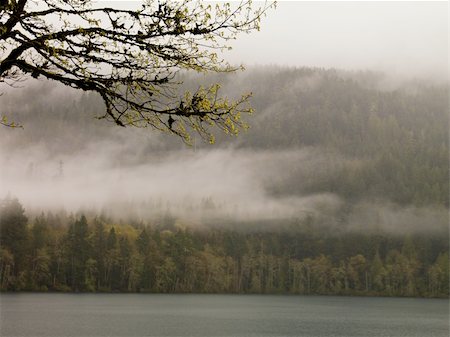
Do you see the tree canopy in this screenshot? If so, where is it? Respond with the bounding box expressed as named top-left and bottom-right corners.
top-left (0, 0), bottom-right (273, 142)
top-left (0, 201), bottom-right (448, 297)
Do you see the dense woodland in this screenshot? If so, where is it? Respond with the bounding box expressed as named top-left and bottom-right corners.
top-left (0, 67), bottom-right (448, 297)
top-left (0, 198), bottom-right (448, 297)
top-left (2, 67), bottom-right (448, 207)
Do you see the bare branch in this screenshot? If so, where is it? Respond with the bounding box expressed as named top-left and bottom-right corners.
top-left (0, 0), bottom-right (275, 143)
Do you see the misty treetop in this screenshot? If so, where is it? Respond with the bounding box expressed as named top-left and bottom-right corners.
top-left (0, 0), bottom-right (274, 142)
top-left (0, 198), bottom-right (448, 297)
top-left (2, 67), bottom-right (448, 208)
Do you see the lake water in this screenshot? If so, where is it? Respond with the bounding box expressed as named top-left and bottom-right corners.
top-left (0, 294), bottom-right (448, 337)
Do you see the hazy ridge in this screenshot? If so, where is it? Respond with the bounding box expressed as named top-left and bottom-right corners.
top-left (1, 67), bottom-right (447, 232)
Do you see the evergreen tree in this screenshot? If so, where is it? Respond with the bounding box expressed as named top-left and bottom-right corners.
top-left (0, 197), bottom-right (28, 286)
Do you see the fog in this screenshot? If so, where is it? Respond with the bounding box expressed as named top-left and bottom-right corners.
top-left (2, 117), bottom-right (446, 234)
top-left (1, 69), bottom-right (448, 235)
top-left (96, 1), bottom-right (448, 82)
top-left (0, 2), bottom-right (447, 235)
top-left (227, 1), bottom-right (448, 82)
top-left (1, 142), bottom-right (342, 222)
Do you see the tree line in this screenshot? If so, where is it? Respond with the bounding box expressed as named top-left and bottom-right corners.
top-left (1, 197), bottom-right (448, 297)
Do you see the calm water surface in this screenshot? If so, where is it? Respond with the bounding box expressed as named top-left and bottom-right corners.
top-left (0, 294), bottom-right (448, 337)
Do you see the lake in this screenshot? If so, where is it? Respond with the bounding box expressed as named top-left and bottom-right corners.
top-left (0, 294), bottom-right (448, 337)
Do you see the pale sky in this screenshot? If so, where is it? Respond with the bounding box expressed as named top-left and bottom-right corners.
top-left (224, 1), bottom-right (448, 80)
top-left (103, 1), bottom-right (448, 80)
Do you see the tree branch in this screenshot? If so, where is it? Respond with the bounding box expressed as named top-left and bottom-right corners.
top-left (0, 0), bottom-right (275, 143)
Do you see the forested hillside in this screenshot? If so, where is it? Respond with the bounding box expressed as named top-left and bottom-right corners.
top-left (0, 67), bottom-right (448, 297)
top-left (2, 67), bottom-right (447, 207)
top-left (239, 69), bottom-right (448, 207)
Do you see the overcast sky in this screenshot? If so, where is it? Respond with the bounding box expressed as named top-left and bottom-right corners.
top-left (225, 1), bottom-right (448, 80)
top-left (104, 1), bottom-right (447, 80)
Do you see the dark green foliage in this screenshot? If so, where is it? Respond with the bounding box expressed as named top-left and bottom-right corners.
top-left (234, 69), bottom-right (448, 207)
top-left (0, 201), bottom-right (447, 298)
top-left (91, 218), bottom-right (107, 289)
top-left (66, 215), bottom-right (90, 291)
top-left (0, 197), bottom-right (28, 287)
